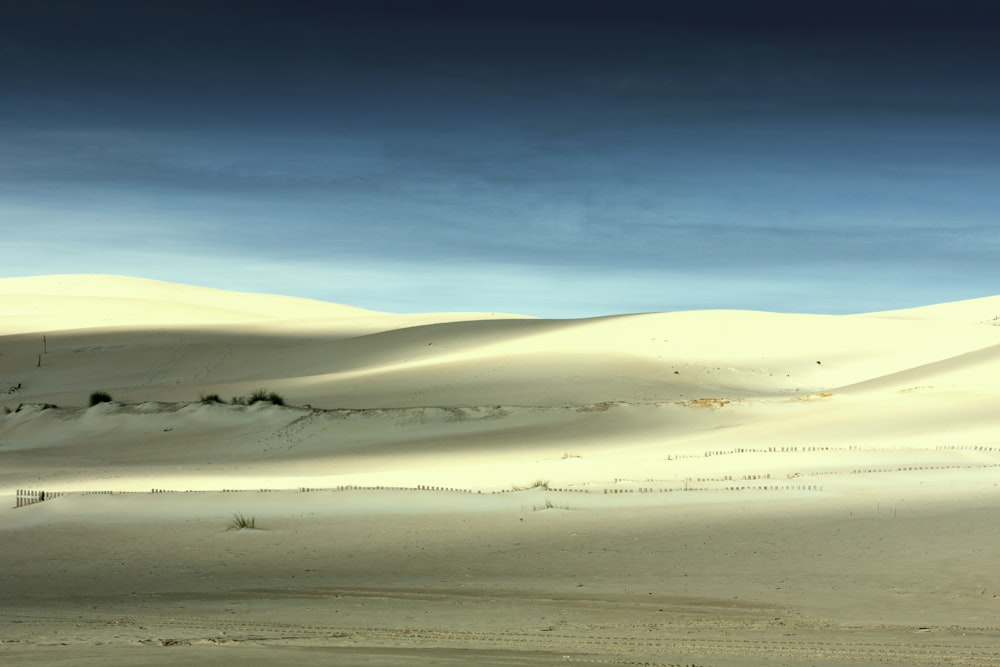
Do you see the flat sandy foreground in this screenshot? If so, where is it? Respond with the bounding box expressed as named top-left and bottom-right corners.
top-left (2, 275), bottom-right (1000, 666)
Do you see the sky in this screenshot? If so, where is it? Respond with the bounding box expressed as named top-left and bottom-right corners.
top-left (2, 0), bottom-right (999, 317)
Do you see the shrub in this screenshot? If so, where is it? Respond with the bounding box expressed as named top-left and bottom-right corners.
top-left (229, 513), bottom-right (256, 530)
top-left (199, 393), bottom-right (224, 404)
top-left (89, 391), bottom-right (113, 406)
top-left (248, 388), bottom-right (285, 406)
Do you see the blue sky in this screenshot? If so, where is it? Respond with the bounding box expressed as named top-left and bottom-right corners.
top-left (2, 0), bottom-right (999, 316)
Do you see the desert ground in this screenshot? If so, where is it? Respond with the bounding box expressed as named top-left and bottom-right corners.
top-left (1, 274), bottom-right (999, 666)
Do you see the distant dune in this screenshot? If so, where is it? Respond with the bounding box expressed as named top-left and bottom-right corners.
top-left (2, 274), bottom-right (999, 666)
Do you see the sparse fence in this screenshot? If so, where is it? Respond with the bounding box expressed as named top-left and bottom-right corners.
top-left (602, 485), bottom-right (823, 493)
top-left (16, 489), bottom-right (151, 507)
top-left (13, 485), bottom-right (482, 508)
top-left (13, 482), bottom-right (827, 508)
top-left (16, 489), bottom-right (65, 508)
top-left (15, 446), bottom-right (999, 508)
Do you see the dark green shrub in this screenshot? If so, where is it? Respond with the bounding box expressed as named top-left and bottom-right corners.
top-left (248, 388), bottom-right (269, 404)
top-left (89, 391), bottom-right (113, 406)
top-left (248, 388), bottom-right (285, 406)
top-left (199, 393), bottom-right (224, 404)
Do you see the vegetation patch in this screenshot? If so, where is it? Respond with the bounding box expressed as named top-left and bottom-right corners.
top-left (248, 389), bottom-right (285, 406)
top-left (512, 479), bottom-right (551, 491)
top-left (88, 391), bottom-right (113, 406)
top-left (534, 499), bottom-right (570, 511)
top-left (685, 397), bottom-right (731, 408)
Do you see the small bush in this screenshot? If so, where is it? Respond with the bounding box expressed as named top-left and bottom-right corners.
top-left (89, 391), bottom-right (113, 406)
top-left (248, 388), bottom-right (285, 406)
top-left (199, 393), bottom-right (224, 404)
top-left (248, 388), bottom-right (269, 404)
top-left (229, 513), bottom-right (256, 530)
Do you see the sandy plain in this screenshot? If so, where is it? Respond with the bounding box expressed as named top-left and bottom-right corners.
top-left (1, 274), bottom-right (999, 665)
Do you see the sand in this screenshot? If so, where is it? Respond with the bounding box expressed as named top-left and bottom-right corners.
top-left (1, 274), bottom-right (999, 666)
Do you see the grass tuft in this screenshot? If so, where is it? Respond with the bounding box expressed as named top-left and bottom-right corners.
top-left (229, 513), bottom-right (256, 530)
top-left (199, 393), bottom-right (224, 404)
top-left (512, 479), bottom-right (550, 491)
top-left (533, 499), bottom-right (570, 511)
top-left (248, 388), bottom-right (285, 406)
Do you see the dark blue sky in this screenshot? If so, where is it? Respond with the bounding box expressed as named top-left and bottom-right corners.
top-left (3, 1), bottom-right (999, 315)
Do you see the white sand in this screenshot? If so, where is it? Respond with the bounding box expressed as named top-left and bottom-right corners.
top-left (2, 274), bottom-right (999, 665)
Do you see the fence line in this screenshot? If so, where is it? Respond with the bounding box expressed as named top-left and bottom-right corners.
top-left (16, 489), bottom-right (65, 508)
top-left (13, 482), bottom-right (832, 509)
top-left (15, 446), bottom-right (998, 508)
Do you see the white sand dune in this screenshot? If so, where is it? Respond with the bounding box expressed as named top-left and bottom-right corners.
top-left (2, 274), bottom-right (999, 666)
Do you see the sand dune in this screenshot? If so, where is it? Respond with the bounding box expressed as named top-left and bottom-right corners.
top-left (2, 274), bottom-right (999, 666)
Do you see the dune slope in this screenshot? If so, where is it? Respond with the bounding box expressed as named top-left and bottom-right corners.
top-left (2, 275), bottom-right (999, 666)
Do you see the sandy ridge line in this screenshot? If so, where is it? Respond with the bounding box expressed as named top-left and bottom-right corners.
top-left (832, 340), bottom-right (1000, 393)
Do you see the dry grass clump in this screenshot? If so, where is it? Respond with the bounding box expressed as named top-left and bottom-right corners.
top-left (231, 389), bottom-right (286, 406)
top-left (533, 499), bottom-right (570, 511)
top-left (88, 391), bottom-right (113, 406)
top-left (512, 479), bottom-right (550, 491)
top-left (250, 389), bottom-right (286, 406)
top-left (685, 397), bottom-right (731, 408)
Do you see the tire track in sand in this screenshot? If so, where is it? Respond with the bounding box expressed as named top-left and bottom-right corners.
top-left (2, 606), bottom-right (998, 666)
